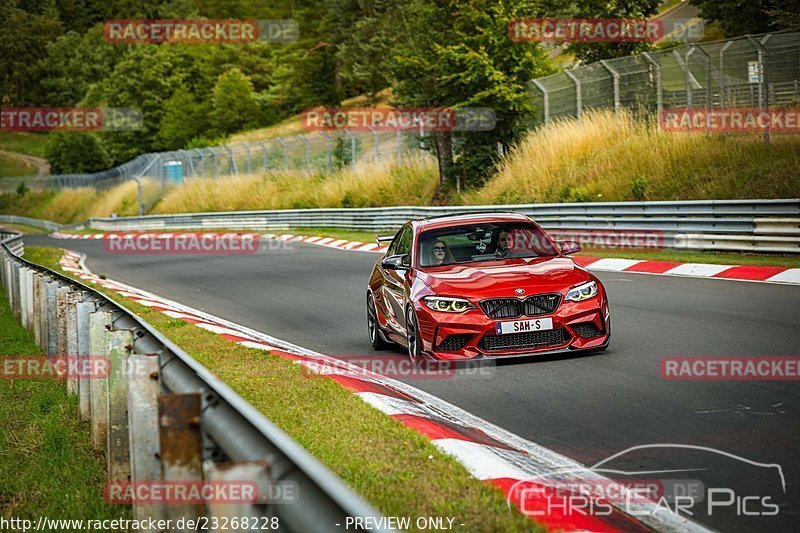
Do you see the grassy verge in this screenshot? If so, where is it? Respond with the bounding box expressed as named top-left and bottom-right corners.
top-left (0, 283), bottom-right (126, 524)
top-left (23, 245), bottom-right (539, 532)
top-left (0, 222), bottom-right (50, 235)
top-left (0, 152), bottom-right (36, 177)
top-left (0, 132), bottom-right (49, 159)
top-left (463, 110), bottom-right (800, 205)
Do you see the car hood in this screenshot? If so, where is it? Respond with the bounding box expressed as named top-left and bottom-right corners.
top-left (417, 257), bottom-right (590, 299)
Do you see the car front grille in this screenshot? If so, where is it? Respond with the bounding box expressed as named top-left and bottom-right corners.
top-left (478, 328), bottom-right (570, 352)
top-left (479, 298), bottom-right (520, 319)
top-left (572, 322), bottom-right (603, 338)
top-left (436, 334), bottom-right (472, 352)
top-left (480, 293), bottom-right (561, 319)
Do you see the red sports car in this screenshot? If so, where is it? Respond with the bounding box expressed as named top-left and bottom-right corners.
top-left (366, 212), bottom-right (610, 361)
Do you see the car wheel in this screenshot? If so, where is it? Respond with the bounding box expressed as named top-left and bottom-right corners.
top-left (406, 305), bottom-right (423, 363)
top-left (367, 293), bottom-right (390, 350)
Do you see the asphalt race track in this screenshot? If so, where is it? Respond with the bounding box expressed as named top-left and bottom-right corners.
top-left (28, 234), bottom-right (800, 532)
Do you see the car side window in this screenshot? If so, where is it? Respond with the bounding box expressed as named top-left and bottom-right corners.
top-left (387, 227), bottom-right (404, 257)
top-left (388, 226), bottom-right (412, 264)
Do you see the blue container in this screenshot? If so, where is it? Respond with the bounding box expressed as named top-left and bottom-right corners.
top-left (164, 161), bottom-right (184, 184)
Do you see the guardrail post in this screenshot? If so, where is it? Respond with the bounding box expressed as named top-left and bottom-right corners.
top-left (33, 274), bottom-right (45, 345)
top-left (564, 70), bottom-right (582, 120)
top-left (24, 267), bottom-right (34, 332)
top-left (159, 393), bottom-right (204, 529)
top-left (46, 280), bottom-right (59, 356)
top-left (127, 354), bottom-right (165, 525)
top-left (66, 291), bottom-right (79, 396)
top-left (90, 310), bottom-right (113, 449)
top-left (56, 285), bottom-right (70, 366)
top-left (204, 461), bottom-right (270, 525)
top-left (11, 262), bottom-right (21, 320)
top-left (108, 328), bottom-right (134, 482)
top-left (18, 265), bottom-right (28, 329)
top-left (77, 297), bottom-right (96, 420)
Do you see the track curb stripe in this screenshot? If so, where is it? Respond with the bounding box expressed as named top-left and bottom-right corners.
top-left (50, 231), bottom-right (798, 285)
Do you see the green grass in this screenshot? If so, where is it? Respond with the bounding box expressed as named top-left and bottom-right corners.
top-left (23, 245), bottom-right (540, 532)
top-left (0, 222), bottom-right (50, 235)
top-left (0, 283), bottom-right (126, 525)
top-left (0, 152), bottom-right (37, 177)
top-left (0, 132), bottom-right (49, 158)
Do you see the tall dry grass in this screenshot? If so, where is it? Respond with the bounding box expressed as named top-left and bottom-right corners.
top-left (152, 154), bottom-right (438, 214)
top-left (1, 179), bottom-right (160, 224)
top-left (463, 109), bottom-right (800, 204)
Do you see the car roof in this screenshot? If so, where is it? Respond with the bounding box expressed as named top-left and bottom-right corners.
top-left (413, 211), bottom-right (531, 231)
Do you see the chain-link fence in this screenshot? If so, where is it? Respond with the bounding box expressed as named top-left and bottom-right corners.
top-left (1, 127), bottom-right (431, 192)
top-left (529, 31), bottom-right (800, 126)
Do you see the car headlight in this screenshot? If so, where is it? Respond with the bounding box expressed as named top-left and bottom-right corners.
top-left (565, 281), bottom-right (598, 302)
top-left (423, 296), bottom-right (474, 313)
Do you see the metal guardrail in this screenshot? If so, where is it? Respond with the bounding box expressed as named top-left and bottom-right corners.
top-left (79, 199), bottom-right (800, 254)
top-left (0, 215), bottom-right (64, 232)
top-left (0, 231), bottom-right (389, 532)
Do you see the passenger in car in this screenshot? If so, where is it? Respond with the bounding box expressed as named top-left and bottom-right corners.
top-left (495, 230), bottom-right (513, 258)
top-left (427, 239), bottom-right (455, 266)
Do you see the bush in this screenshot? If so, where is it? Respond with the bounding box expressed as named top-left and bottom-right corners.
top-left (44, 131), bottom-right (111, 174)
top-left (631, 176), bottom-right (649, 201)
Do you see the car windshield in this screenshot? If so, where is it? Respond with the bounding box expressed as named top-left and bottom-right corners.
top-left (417, 222), bottom-right (558, 267)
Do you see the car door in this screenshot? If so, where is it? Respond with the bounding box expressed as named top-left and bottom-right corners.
top-left (380, 225), bottom-right (412, 337)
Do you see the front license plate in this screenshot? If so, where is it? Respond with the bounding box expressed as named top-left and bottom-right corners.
top-left (496, 318), bottom-right (553, 335)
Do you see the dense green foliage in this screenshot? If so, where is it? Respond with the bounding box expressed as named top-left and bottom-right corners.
top-left (2, 0), bottom-right (797, 181)
top-left (689, 0), bottom-right (800, 36)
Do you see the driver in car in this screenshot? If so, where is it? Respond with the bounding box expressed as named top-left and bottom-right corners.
top-left (495, 230), bottom-right (513, 258)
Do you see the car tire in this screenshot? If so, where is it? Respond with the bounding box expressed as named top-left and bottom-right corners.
top-left (406, 305), bottom-right (424, 363)
top-left (367, 293), bottom-right (390, 350)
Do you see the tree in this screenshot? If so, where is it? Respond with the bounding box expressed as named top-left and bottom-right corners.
top-left (559, 0), bottom-right (661, 63)
top-left (45, 131), bottom-right (111, 173)
top-left (689, 0), bottom-right (798, 36)
top-left (389, 0), bottom-right (553, 187)
top-left (0, 4), bottom-right (62, 105)
top-left (210, 68), bottom-right (263, 136)
top-left (156, 86), bottom-right (211, 150)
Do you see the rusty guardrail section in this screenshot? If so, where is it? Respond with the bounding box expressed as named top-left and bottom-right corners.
top-left (0, 230), bottom-right (390, 533)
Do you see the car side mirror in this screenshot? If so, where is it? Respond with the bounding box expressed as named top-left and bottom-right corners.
top-left (558, 240), bottom-right (581, 255)
top-left (381, 254), bottom-right (410, 270)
